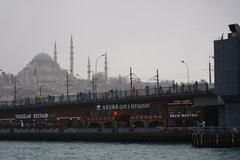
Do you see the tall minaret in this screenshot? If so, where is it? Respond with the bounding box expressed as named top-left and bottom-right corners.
top-left (70, 36), bottom-right (74, 75)
top-left (53, 41), bottom-right (57, 63)
top-left (87, 56), bottom-right (91, 80)
top-left (104, 52), bottom-right (108, 84)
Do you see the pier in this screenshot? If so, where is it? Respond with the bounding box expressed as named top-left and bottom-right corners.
top-left (192, 127), bottom-right (240, 147)
top-left (0, 127), bottom-right (192, 142)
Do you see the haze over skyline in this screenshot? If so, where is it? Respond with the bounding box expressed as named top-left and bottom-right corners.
top-left (0, 0), bottom-right (240, 82)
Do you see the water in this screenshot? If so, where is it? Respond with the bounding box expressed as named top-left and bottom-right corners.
top-left (0, 141), bottom-right (239, 160)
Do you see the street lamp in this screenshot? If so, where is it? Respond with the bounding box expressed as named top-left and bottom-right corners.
top-left (94, 54), bottom-right (105, 92)
top-left (66, 71), bottom-right (69, 97)
top-left (208, 56), bottom-right (214, 84)
top-left (129, 67), bottom-right (142, 90)
top-left (181, 60), bottom-right (189, 84)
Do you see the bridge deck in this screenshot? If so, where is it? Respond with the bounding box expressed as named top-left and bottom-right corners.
top-left (0, 83), bottom-right (214, 109)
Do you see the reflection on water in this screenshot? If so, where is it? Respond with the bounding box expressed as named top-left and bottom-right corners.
top-left (0, 141), bottom-right (239, 160)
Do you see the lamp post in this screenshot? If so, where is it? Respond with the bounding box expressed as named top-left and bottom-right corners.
top-left (94, 54), bottom-right (105, 92)
top-left (156, 69), bottom-right (159, 88)
top-left (130, 67), bottom-right (133, 90)
top-left (181, 60), bottom-right (189, 84)
top-left (66, 71), bottom-right (69, 97)
top-left (14, 78), bottom-right (16, 102)
top-left (208, 56), bottom-right (214, 84)
top-left (129, 67), bottom-right (142, 91)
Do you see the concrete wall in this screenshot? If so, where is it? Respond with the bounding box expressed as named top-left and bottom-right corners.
top-left (214, 38), bottom-right (240, 95)
top-left (218, 106), bottom-right (226, 127)
top-left (225, 103), bottom-right (240, 127)
top-left (214, 33), bottom-right (240, 127)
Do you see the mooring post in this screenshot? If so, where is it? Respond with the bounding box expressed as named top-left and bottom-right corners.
top-left (216, 133), bottom-right (219, 146)
top-left (232, 133), bottom-right (235, 145)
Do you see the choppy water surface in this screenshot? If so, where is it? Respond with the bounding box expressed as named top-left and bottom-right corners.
top-left (0, 141), bottom-right (239, 160)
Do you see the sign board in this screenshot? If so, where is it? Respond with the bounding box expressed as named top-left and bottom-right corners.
top-left (169, 113), bottom-right (198, 118)
top-left (96, 103), bottom-right (151, 111)
top-left (15, 113), bottom-right (50, 119)
top-left (168, 99), bottom-right (193, 106)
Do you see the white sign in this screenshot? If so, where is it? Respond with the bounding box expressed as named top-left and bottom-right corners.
top-left (15, 113), bottom-right (49, 119)
top-left (169, 113), bottom-right (198, 118)
top-left (15, 114), bottom-right (31, 119)
top-left (168, 99), bottom-right (192, 106)
top-left (96, 103), bottom-right (151, 111)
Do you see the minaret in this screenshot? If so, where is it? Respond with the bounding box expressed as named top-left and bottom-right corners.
top-left (70, 36), bottom-right (74, 75)
top-left (53, 41), bottom-right (57, 63)
top-left (104, 52), bottom-right (108, 84)
top-left (87, 56), bottom-right (91, 80)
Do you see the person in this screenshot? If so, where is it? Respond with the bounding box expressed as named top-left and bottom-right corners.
top-left (132, 87), bottom-right (136, 96)
top-left (145, 85), bottom-right (149, 96)
top-left (109, 89), bottom-right (114, 98)
top-left (77, 92), bottom-right (80, 101)
top-left (132, 124), bottom-right (135, 128)
top-left (60, 94), bottom-right (64, 103)
top-left (176, 83), bottom-right (179, 93)
top-left (158, 85), bottom-right (162, 95)
top-left (181, 83), bottom-right (184, 93)
top-left (80, 91), bottom-right (83, 100)
top-left (52, 95), bottom-right (55, 103)
top-left (201, 121), bottom-right (206, 128)
top-left (172, 81), bottom-right (176, 93)
top-left (88, 91), bottom-right (91, 99)
top-left (194, 81), bottom-right (198, 93)
top-left (187, 83), bottom-right (191, 93)
top-left (205, 82), bottom-right (209, 94)
top-left (114, 89), bottom-right (119, 98)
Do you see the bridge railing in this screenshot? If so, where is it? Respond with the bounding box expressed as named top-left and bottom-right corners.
top-left (0, 83), bottom-right (214, 109)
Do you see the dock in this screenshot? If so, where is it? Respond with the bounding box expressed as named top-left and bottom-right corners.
top-left (0, 127), bottom-right (192, 142)
top-left (192, 127), bottom-right (240, 147)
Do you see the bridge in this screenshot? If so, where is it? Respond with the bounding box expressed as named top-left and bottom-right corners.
top-left (0, 83), bottom-right (217, 109)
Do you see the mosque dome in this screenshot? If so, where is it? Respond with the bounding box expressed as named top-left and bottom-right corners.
top-left (24, 52), bottom-right (61, 71)
top-left (31, 53), bottom-right (53, 65)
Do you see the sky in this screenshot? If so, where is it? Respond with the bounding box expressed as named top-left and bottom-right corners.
top-left (0, 0), bottom-right (239, 82)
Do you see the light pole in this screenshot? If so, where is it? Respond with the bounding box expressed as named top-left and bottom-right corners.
top-left (129, 67), bottom-right (142, 90)
top-left (94, 54), bottom-right (105, 92)
top-left (181, 60), bottom-right (189, 84)
top-left (130, 67), bottom-right (133, 90)
top-left (66, 71), bottom-right (69, 97)
top-left (156, 69), bottom-right (159, 88)
top-left (14, 78), bottom-right (16, 102)
top-left (208, 56), bottom-right (214, 84)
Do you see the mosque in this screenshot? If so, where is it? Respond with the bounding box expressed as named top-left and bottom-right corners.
top-left (0, 36), bottom-right (129, 100)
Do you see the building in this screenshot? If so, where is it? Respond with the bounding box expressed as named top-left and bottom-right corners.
top-left (214, 23), bottom-right (240, 127)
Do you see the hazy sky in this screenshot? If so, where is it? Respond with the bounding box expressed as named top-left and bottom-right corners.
top-left (0, 0), bottom-right (239, 82)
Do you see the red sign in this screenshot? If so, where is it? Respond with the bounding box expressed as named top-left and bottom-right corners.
top-left (113, 111), bottom-right (118, 117)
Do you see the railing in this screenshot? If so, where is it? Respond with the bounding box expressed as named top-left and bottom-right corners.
top-left (0, 83), bottom-right (214, 109)
top-left (193, 127), bottom-right (240, 134)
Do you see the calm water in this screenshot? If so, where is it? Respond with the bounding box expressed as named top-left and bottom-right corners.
top-left (0, 141), bottom-right (239, 160)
